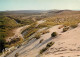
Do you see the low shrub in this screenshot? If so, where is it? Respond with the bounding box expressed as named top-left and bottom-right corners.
top-left (34, 33), bottom-right (41, 39)
top-left (40, 42), bottom-right (54, 54)
top-left (40, 47), bottom-right (48, 54)
top-left (15, 53), bottom-right (19, 57)
top-left (6, 38), bottom-right (23, 47)
top-left (70, 24), bottom-right (78, 28)
top-left (63, 27), bottom-right (69, 32)
top-left (25, 29), bottom-right (38, 38)
top-left (39, 39), bottom-right (44, 43)
top-left (46, 42), bottom-right (54, 48)
top-left (41, 30), bottom-right (49, 35)
top-left (51, 32), bottom-right (57, 37)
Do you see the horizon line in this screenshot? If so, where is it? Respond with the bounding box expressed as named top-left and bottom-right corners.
top-left (0, 9), bottom-right (80, 11)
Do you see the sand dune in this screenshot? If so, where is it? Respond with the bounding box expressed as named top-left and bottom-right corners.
top-left (42, 24), bottom-right (80, 57)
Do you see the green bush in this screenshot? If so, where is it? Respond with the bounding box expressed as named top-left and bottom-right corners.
top-left (51, 32), bottom-right (57, 37)
top-left (40, 42), bottom-right (54, 54)
top-left (40, 47), bottom-right (48, 54)
top-left (46, 42), bottom-right (54, 48)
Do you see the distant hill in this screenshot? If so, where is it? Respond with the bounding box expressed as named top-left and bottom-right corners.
top-left (0, 10), bottom-right (47, 14)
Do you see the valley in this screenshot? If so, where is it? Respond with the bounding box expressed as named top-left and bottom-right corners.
top-left (0, 10), bottom-right (80, 57)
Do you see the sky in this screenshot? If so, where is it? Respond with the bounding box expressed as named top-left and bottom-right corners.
top-left (0, 0), bottom-right (80, 11)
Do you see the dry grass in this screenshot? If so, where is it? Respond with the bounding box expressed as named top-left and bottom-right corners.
top-left (63, 27), bottom-right (69, 32)
top-left (40, 30), bottom-right (49, 35)
top-left (34, 32), bottom-right (41, 39)
top-left (43, 12), bottom-right (80, 27)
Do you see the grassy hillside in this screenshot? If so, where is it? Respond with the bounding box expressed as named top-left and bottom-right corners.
top-left (0, 13), bottom-right (35, 52)
top-left (0, 16), bottom-right (19, 52)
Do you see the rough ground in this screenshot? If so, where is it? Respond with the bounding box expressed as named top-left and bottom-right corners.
top-left (6, 20), bottom-right (45, 42)
top-left (17, 25), bottom-right (63, 57)
top-left (7, 23), bottom-right (80, 57)
top-left (42, 24), bottom-right (80, 57)
top-left (6, 25), bottom-right (29, 42)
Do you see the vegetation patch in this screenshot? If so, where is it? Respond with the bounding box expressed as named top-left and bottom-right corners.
top-left (24, 29), bottom-right (38, 38)
top-left (15, 53), bottom-right (19, 57)
top-left (34, 32), bottom-right (41, 39)
top-left (70, 24), bottom-right (78, 28)
top-left (51, 32), bottom-right (57, 37)
top-left (40, 30), bottom-right (49, 35)
top-left (37, 21), bottom-right (58, 28)
top-left (6, 38), bottom-right (23, 47)
top-left (22, 22), bottom-right (39, 39)
top-left (0, 16), bottom-right (20, 52)
top-left (46, 42), bottom-right (54, 48)
top-left (63, 27), bottom-right (69, 32)
top-left (39, 39), bottom-right (44, 43)
top-left (0, 38), bottom-right (6, 53)
top-left (40, 42), bottom-right (54, 54)
top-left (40, 47), bottom-right (48, 54)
